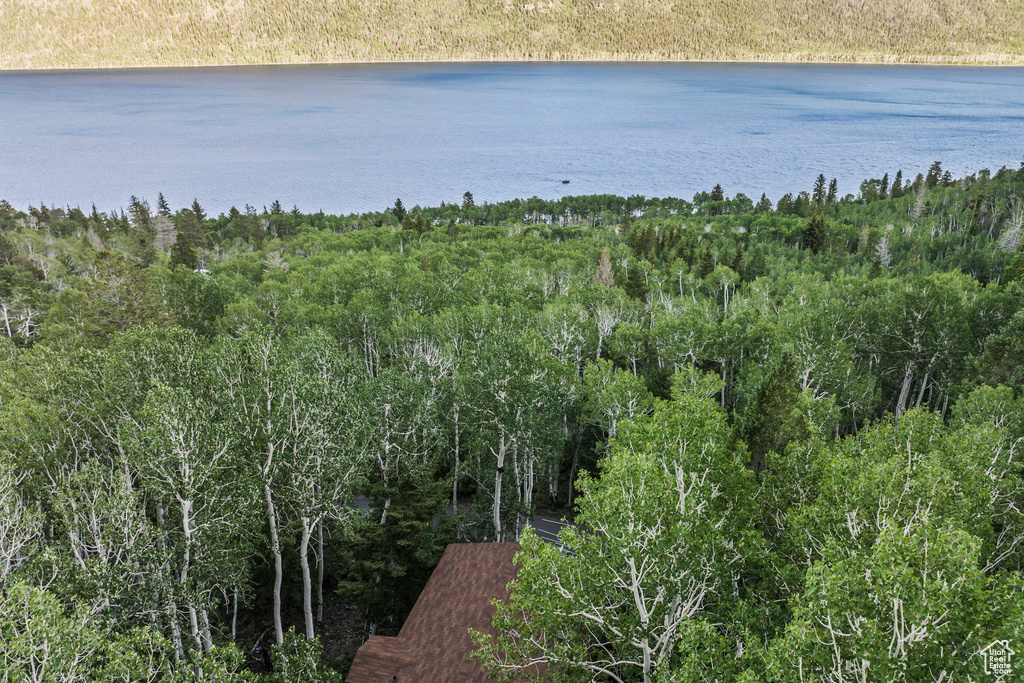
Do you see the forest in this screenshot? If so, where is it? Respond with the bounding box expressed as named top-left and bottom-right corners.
top-left (3, 0), bottom-right (1024, 70)
top-left (0, 161), bottom-right (1023, 681)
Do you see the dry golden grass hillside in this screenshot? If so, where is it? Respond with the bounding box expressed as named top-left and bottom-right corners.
top-left (2, 0), bottom-right (1023, 69)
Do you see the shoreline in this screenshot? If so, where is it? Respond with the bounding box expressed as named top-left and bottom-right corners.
top-left (4, 55), bottom-right (1024, 74)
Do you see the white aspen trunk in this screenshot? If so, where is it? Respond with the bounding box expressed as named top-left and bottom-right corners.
top-left (200, 609), bottom-right (213, 654)
top-left (567, 444), bottom-right (580, 509)
top-left (168, 601), bottom-right (184, 661)
top-left (721, 364), bottom-right (727, 409)
top-left (493, 433), bottom-right (506, 542)
top-left (379, 495), bottom-right (392, 525)
top-left (317, 522), bottom-right (324, 624)
top-left (514, 448), bottom-right (522, 504)
top-left (231, 588), bottom-right (238, 641)
top-left (157, 501), bottom-right (183, 660)
top-left (188, 604), bottom-right (201, 650)
top-left (519, 456), bottom-right (535, 542)
top-left (915, 371), bottom-right (929, 408)
top-left (300, 516), bottom-right (315, 639)
top-left (525, 457), bottom-right (534, 513)
top-left (452, 405), bottom-right (460, 508)
top-left (642, 639), bottom-right (652, 683)
top-left (549, 460), bottom-right (559, 508)
top-left (264, 483), bottom-right (284, 645)
top-left (179, 498), bottom-right (201, 650)
top-left (895, 362), bottom-right (914, 419)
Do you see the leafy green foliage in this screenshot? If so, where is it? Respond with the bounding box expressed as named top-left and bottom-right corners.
top-left (2, 164), bottom-right (1024, 678)
top-left (337, 478), bottom-right (455, 633)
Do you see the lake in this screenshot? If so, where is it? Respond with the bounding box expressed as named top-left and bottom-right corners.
top-left (1, 63), bottom-right (1023, 215)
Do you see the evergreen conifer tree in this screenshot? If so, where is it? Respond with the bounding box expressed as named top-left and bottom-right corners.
top-left (803, 214), bottom-right (827, 254)
top-left (625, 267), bottom-right (649, 300)
top-left (392, 198), bottom-right (407, 223)
top-left (739, 353), bottom-right (807, 473)
top-left (698, 245), bottom-right (715, 279)
top-left (170, 232), bottom-right (199, 270)
top-left (812, 174), bottom-right (827, 204)
top-left (744, 246), bottom-right (766, 281)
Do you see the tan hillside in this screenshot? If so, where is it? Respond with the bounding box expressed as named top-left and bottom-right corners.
top-left (2, 0), bottom-right (1023, 69)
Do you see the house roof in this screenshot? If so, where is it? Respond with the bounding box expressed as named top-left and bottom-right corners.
top-left (346, 542), bottom-right (522, 683)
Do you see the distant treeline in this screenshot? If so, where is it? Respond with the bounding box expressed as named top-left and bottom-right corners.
top-left (4, 0), bottom-right (1024, 70)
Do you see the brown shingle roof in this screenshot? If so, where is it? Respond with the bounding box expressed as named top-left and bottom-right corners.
top-left (346, 542), bottom-right (522, 683)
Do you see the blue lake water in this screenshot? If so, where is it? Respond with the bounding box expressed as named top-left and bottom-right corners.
top-left (1, 63), bottom-right (1023, 215)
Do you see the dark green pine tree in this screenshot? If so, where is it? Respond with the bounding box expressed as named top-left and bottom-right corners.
top-left (776, 193), bottom-right (795, 215)
top-left (792, 192), bottom-right (811, 217)
top-left (173, 208), bottom-right (206, 249)
top-left (926, 161), bottom-right (943, 188)
top-left (336, 478), bottom-right (455, 635)
top-left (879, 173), bottom-right (890, 199)
top-left (803, 214), bottom-right (827, 255)
top-left (191, 198), bottom-right (206, 222)
top-left (675, 231), bottom-right (697, 265)
top-left (169, 231), bottom-right (199, 270)
top-left (892, 170), bottom-right (904, 198)
top-left (128, 195), bottom-right (151, 228)
top-left (658, 226), bottom-right (677, 260)
top-left (754, 193), bottom-right (773, 213)
top-left (743, 246), bottom-right (767, 282)
top-left (157, 192), bottom-right (171, 217)
top-left (739, 353), bottom-right (808, 474)
top-left (637, 223), bottom-right (657, 260)
top-left (731, 243), bottom-right (745, 277)
top-left (708, 184), bottom-right (725, 217)
top-left (625, 266), bottom-right (649, 301)
top-left (812, 174), bottom-right (827, 205)
top-left (827, 178), bottom-right (838, 204)
top-left (697, 244), bottom-right (715, 279)
top-left (392, 198), bottom-right (407, 223)
top-left (114, 208), bottom-right (130, 231)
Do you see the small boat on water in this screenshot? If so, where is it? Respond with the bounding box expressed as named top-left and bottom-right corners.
top-left (561, 179), bottom-right (570, 184)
